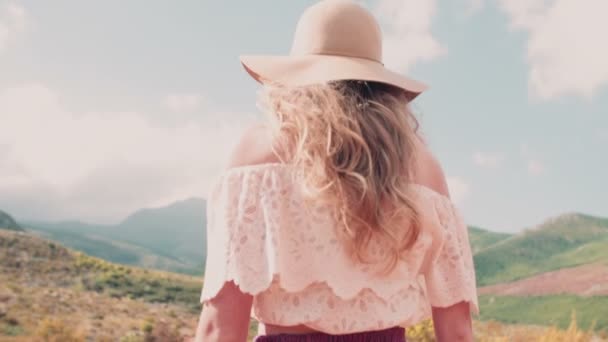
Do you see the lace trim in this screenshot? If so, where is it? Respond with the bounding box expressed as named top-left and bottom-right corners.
top-left (200, 164), bottom-right (479, 318)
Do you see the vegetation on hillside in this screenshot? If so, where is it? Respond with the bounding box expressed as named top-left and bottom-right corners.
top-left (474, 213), bottom-right (608, 286)
top-left (0, 229), bottom-right (203, 340)
top-left (75, 254), bottom-right (202, 312)
top-left (478, 295), bottom-right (608, 333)
top-left (406, 316), bottom-right (601, 342)
top-left (467, 226), bottom-right (511, 253)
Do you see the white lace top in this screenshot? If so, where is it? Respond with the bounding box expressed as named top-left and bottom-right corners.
top-left (200, 163), bottom-right (478, 334)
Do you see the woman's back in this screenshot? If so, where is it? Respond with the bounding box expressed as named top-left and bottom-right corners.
top-left (195, 1), bottom-right (477, 341)
top-left (199, 124), bottom-right (477, 337)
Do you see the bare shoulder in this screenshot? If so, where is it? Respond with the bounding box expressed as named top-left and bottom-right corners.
top-left (412, 137), bottom-right (450, 198)
top-left (227, 122), bottom-right (280, 168)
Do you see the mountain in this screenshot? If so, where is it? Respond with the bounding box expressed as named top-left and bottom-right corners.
top-left (474, 212), bottom-right (608, 286)
top-left (22, 200), bottom-right (608, 293)
top-left (24, 203), bottom-right (504, 276)
top-left (467, 226), bottom-right (511, 253)
top-left (23, 197), bottom-right (207, 275)
top-left (114, 198), bottom-right (206, 264)
top-left (0, 210), bottom-right (23, 231)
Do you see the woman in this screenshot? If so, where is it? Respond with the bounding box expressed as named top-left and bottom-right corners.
top-left (195, 1), bottom-right (478, 341)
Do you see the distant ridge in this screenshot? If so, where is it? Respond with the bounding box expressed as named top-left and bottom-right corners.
top-left (23, 197), bottom-right (207, 275)
top-left (467, 226), bottom-right (511, 253)
top-left (0, 209), bottom-right (23, 231)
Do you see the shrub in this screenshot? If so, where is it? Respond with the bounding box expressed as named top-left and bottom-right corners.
top-left (35, 318), bottom-right (84, 342)
top-left (141, 319), bottom-right (154, 334)
top-left (142, 321), bottom-right (181, 342)
top-left (2, 323), bottom-right (24, 336)
top-left (403, 310), bottom-right (598, 342)
top-left (120, 332), bottom-right (144, 342)
top-left (406, 319), bottom-right (436, 342)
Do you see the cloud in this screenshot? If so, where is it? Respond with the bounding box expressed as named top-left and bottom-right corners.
top-left (499, 0), bottom-right (608, 100)
top-left (446, 176), bottom-right (471, 204)
top-left (0, 83), bottom-right (255, 223)
top-left (472, 151), bottom-right (504, 169)
top-left (163, 93), bottom-right (202, 113)
top-left (527, 159), bottom-right (544, 176)
top-left (0, 1), bottom-right (28, 51)
top-left (373, 0), bottom-right (446, 72)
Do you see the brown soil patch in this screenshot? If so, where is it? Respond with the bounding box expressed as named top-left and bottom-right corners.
top-left (478, 263), bottom-right (608, 296)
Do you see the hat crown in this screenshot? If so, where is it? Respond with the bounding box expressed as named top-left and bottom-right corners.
top-left (290, 0), bottom-right (383, 63)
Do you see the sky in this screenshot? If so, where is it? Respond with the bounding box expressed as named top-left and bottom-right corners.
top-left (0, 0), bottom-right (606, 233)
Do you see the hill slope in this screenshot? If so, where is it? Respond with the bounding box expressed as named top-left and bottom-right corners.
top-left (30, 227), bottom-right (200, 274)
top-left (0, 229), bottom-right (203, 340)
top-left (479, 262), bottom-right (608, 297)
top-left (468, 226), bottom-right (511, 253)
top-left (474, 213), bottom-right (608, 286)
top-left (114, 197), bottom-right (206, 264)
top-left (0, 210), bottom-right (23, 231)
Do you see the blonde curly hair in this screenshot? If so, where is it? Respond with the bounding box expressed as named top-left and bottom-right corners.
top-left (260, 80), bottom-right (421, 273)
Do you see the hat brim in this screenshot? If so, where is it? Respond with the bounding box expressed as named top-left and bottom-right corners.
top-left (240, 54), bottom-right (428, 101)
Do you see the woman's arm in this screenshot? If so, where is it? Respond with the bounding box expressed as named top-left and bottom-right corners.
top-left (194, 281), bottom-right (253, 342)
top-left (432, 302), bottom-right (474, 342)
top-left (195, 124), bottom-right (273, 342)
top-left (413, 142), bottom-right (475, 342)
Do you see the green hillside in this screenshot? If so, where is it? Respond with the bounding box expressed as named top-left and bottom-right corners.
top-left (479, 295), bottom-right (608, 332)
top-left (30, 228), bottom-right (201, 275)
top-left (474, 213), bottom-right (608, 286)
top-left (0, 210), bottom-right (23, 231)
top-left (23, 197), bottom-right (206, 275)
top-left (468, 226), bottom-right (511, 253)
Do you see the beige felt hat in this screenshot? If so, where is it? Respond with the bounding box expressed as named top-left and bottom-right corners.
top-left (240, 0), bottom-right (428, 101)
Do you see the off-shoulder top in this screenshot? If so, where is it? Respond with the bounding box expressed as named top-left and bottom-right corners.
top-left (200, 163), bottom-right (478, 335)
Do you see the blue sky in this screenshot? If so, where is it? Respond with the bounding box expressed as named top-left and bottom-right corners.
top-left (0, 0), bottom-right (606, 232)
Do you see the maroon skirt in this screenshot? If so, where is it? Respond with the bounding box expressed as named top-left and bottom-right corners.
top-left (254, 327), bottom-right (406, 342)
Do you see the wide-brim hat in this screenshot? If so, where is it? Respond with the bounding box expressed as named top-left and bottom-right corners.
top-left (240, 0), bottom-right (428, 101)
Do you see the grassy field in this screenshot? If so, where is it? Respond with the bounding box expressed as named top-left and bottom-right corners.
top-left (478, 295), bottom-right (608, 332)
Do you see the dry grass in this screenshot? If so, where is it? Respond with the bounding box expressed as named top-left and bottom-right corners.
top-left (404, 314), bottom-right (605, 342)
